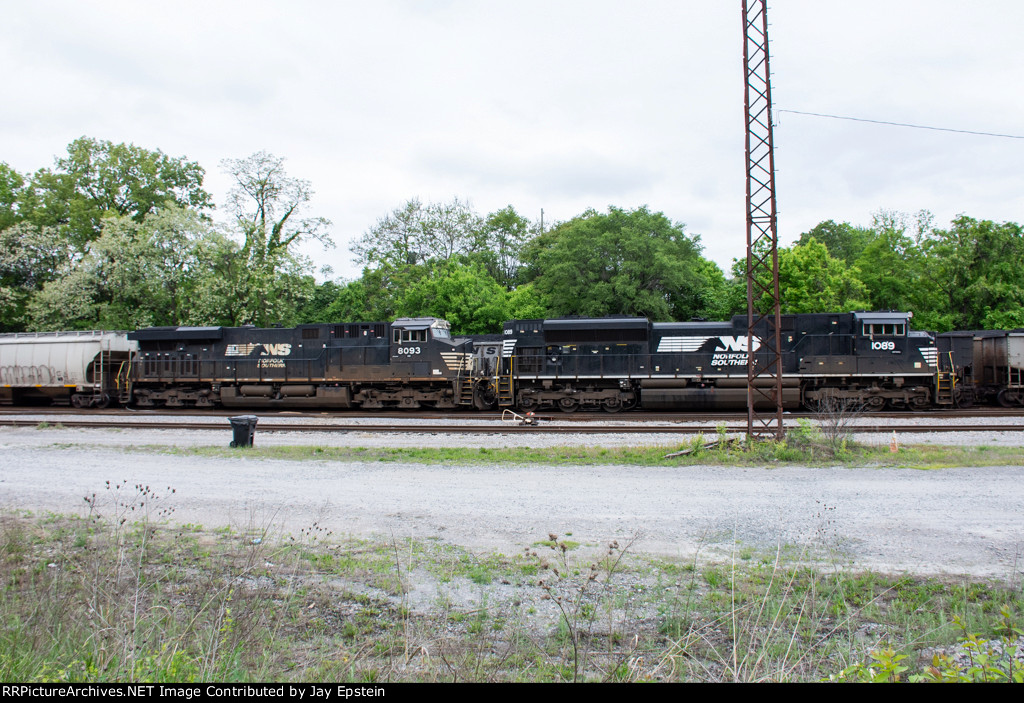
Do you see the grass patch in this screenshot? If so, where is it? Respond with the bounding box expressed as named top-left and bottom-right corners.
top-left (1, 503), bottom-right (1020, 683)
top-left (114, 440), bottom-right (1024, 469)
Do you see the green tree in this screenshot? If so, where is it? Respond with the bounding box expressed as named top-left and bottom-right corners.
top-left (0, 223), bottom-right (79, 331)
top-left (28, 137), bottom-right (212, 250)
top-left (918, 215), bottom-right (1024, 330)
top-left (727, 238), bottom-right (870, 316)
top-left (221, 151), bottom-right (332, 327)
top-left (296, 279), bottom-right (344, 324)
top-left (506, 282), bottom-right (550, 320)
top-left (477, 205), bottom-right (535, 289)
top-left (797, 220), bottom-right (872, 265)
top-left (223, 151), bottom-right (331, 267)
top-left (853, 211), bottom-right (926, 317)
top-left (777, 238), bottom-right (870, 313)
top-left (323, 277), bottom-right (375, 323)
top-left (0, 162), bottom-right (27, 231)
top-left (395, 261), bottom-right (511, 334)
top-left (351, 197), bottom-right (484, 269)
top-left (325, 264), bottom-right (431, 323)
top-left (675, 258), bottom-right (734, 320)
top-left (22, 206), bottom-right (237, 330)
top-left (23, 269), bottom-right (98, 331)
top-left (523, 206), bottom-right (713, 320)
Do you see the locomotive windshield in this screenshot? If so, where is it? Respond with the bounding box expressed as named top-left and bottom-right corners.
top-left (431, 320), bottom-right (451, 339)
top-left (391, 317), bottom-right (453, 342)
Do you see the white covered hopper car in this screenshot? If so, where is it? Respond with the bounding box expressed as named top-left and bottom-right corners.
top-left (0, 331), bottom-right (135, 407)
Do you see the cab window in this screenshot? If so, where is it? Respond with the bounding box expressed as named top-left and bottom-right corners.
top-left (393, 329), bottom-right (427, 343)
top-left (863, 323), bottom-right (905, 337)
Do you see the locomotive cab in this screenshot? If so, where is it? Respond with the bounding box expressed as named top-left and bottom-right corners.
top-left (390, 317), bottom-right (473, 377)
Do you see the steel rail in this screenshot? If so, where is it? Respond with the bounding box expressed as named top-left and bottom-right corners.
top-left (3, 419), bottom-right (1023, 434)
top-left (3, 408), bottom-right (1022, 421)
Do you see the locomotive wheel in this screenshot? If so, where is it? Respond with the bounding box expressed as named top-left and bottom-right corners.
top-left (602, 397), bottom-right (623, 413)
top-left (864, 396), bottom-right (886, 412)
top-left (558, 398), bottom-right (579, 413)
top-left (909, 395), bottom-right (930, 409)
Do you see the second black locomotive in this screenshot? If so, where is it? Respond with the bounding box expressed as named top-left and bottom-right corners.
top-left (495, 312), bottom-right (943, 412)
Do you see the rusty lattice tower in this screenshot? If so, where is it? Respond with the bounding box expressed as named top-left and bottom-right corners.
top-left (742, 0), bottom-right (784, 439)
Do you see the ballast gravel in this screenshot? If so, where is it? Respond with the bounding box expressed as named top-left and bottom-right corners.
top-left (0, 423), bottom-right (1022, 582)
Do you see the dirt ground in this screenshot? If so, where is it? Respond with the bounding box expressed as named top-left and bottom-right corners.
top-left (1, 425), bottom-right (1022, 580)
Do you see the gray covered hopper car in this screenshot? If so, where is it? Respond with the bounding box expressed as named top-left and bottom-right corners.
top-left (0, 331), bottom-right (135, 407)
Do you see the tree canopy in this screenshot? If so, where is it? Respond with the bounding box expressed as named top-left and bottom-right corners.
top-left (918, 215), bottom-right (1024, 330)
top-left (220, 152), bottom-right (333, 327)
top-left (796, 219), bottom-right (872, 265)
top-left (777, 237), bottom-right (870, 314)
top-left (28, 137), bottom-right (212, 250)
top-left (522, 206), bottom-right (721, 321)
top-left (4, 137), bottom-right (1024, 336)
top-left (351, 197), bottom-right (483, 269)
top-left (223, 151), bottom-right (332, 267)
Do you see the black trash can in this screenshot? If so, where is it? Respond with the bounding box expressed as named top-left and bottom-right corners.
top-left (228, 415), bottom-right (259, 448)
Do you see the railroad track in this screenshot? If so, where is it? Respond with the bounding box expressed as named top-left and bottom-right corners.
top-left (3, 407), bottom-right (1023, 421)
top-left (3, 418), bottom-right (1023, 434)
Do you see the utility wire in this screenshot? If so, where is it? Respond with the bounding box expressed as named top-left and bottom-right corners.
top-left (778, 109), bottom-right (1024, 140)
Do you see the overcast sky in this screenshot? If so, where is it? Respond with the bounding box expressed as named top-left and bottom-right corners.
top-left (3, 0), bottom-right (1022, 280)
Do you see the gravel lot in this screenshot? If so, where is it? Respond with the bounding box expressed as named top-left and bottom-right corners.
top-left (1, 423), bottom-right (1022, 580)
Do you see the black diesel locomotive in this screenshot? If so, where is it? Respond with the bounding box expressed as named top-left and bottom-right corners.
top-left (126, 317), bottom-right (482, 410)
top-left (496, 311), bottom-right (944, 412)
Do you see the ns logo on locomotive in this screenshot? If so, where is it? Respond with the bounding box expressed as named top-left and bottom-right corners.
top-left (2, 312), bottom-right (1022, 411)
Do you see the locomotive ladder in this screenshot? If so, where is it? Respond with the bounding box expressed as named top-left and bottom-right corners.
top-left (935, 352), bottom-right (956, 406)
top-left (456, 369), bottom-right (475, 407)
top-left (935, 372), bottom-right (955, 405)
top-left (116, 357), bottom-right (133, 405)
top-left (496, 372), bottom-right (514, 407)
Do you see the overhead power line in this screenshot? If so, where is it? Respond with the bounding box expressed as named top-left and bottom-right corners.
top-left (778, 109), bottom-right (1024, 140)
